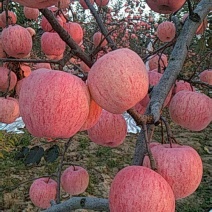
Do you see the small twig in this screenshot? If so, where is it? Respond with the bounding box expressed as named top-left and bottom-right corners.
top-left (56, 137), bottom-right (73, 204)
top-left (142, 123), bottom-right (156, 171)
top-left (187, 0), bottom-right (201, 22)
top-left (142, 40), bottom-right (176, 62)
top-left (0, 57), bottom-right (60, 64)
top-left (181, 78), bottom-right (212, 89)
top-left (5, 0), bottom-right (9, 27)
top-left (160, 116), bottom-right (175, 147)
top-left (0, 174), bottom-right (57, 193)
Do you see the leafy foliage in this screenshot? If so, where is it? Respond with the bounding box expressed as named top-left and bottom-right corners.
top-left (44, 145), bottom-right (60, 163)
top-left (14, 144), bottom-right (60, 165)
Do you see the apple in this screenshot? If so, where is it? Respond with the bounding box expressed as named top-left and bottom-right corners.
top-left (61, 166), bottom-right (89, 195)
top-left (143, 144), bottom-right (203, 199)
top-left (29, 177), bottom-right (57, 209)
top-left (109, 166), bottom-right (175, 212)
top-left (87, 110), bottom-right (127, 147)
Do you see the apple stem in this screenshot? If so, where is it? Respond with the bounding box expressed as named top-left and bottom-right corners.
top-left (47, 177), bottom-right (51, 184)
top-left (160, 116), bottom-right (182, 147)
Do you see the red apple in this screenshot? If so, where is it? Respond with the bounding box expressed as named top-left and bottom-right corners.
top-left (143, 144), bottom-right (203, 199)
top-left (109, 166), bottom-right (175, 212)
top-left (87, 110), bottom-right (127, 147)
top-left (29, 178), bottom-right (57, 209)
top-left (169, 91), bottom-right (212, 131)
top-left (61, 166), bottom-right (89, 195)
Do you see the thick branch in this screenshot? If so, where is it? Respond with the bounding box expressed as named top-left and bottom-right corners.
top-left (133, 0), bottom-right (211, 166)
top-left (43, 197), bottom-right (109, 212)
top-left (132, 127), bottom-right (147, 165)
top-left (149, 0), bottom-right (212, 123)
top-left (39, 9), bottom-right (93, 68)
top-left (127, 108), bottom-right (154, 125)
top-left (0, 58), bottom-right (60, 64)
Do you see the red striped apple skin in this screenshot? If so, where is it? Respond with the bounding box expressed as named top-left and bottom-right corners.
top-left (0, 67), bottom-right (17, 92)
top-left (169, 91), bottom-right (212, 131)
top-left (199, 69), bottom-right (212, 85)
top-left (19, 68), bottom-right (90, 138)
top-left (146, 0), bottom-right (186, 14)
top-left (157, 21), bottom-right (176, 42)
top-left (0, 97), bottom-right (20, 124)
top-left (143, 144), bottom-right (203, 199)
top-left (87, 110), bottom-right (127, 147)
top-left (87, 48), bottom-right (149, 114)
top-left (173, 80), bottom-right (194, 95)
top-left (109, 166), bottom-right (175, 212)
top-left (29, 178), bottom-right (57, 209)
top-left (1, 25), bottom-right (32, 59)
top-left (80, 98), bottom-right (102, 131)
top-left (61, 166), bottom-right (89, 195)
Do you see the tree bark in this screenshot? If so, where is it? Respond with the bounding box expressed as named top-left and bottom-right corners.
top-left (133, 0), bottom-right (212, 165)
top-left (43, 197), bottom-right (109, 212)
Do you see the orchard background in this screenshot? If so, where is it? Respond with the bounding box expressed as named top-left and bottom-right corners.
top-left (0, 0), bottom-right (211, 211)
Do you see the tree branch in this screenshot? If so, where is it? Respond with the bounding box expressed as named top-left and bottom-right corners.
top-left (39, 8), bottom-right (93, 68)
top-left (132, 127), bottom-right (147, 165)
top-left (56, 137), bottom-right (73, 204)
top-left (83, 0), bottom-right (117, 50)
top-left (43, 197), bottom-right (109, 212)
top-left (133, 0), bottom-right (211, 166)
top-left (0, 58), bottom-right (60, 64)
top-left (149, 0), bottom-right (212, 123)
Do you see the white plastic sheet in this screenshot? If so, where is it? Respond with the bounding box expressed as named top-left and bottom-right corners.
top-left (0, 117), bottom-right (25, 134)
top-left (0, 114), bottom-right (141, 134)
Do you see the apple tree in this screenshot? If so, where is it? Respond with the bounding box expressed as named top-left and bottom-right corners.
top-left (0, 0), bottom-right (211, 211)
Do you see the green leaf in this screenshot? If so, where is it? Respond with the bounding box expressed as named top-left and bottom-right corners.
top-left (44, 145), bottom-right (60, 163)
top-left (14, 146), bottom-right (30, 160)
top-left (24, 146), bottom-right (44, 166)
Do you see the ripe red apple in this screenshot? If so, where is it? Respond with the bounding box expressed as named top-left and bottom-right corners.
top-left (173, 80), bottom-right (194, 95)
top-left (87, 110), bottom-right (127, 147)
top-left (157, 21), bottom-right (176, 42)
top-left (0, 67), bottom-right (17, 92)
top-left (87, 48), bottom-right (149, 114)
top-left (143, 144), bottom-right (203, 199)
top-left (61, 166), bottom-right (89, 195)
top-left (146, 0), bottom-right (186, 14)
top-left (169, 91), bottom-right (212, 131)
top-left (199, 69), bottom-right (212, 85)
top-left (109, 166), bottom-right (175, 212)
top-left (29, 178), bottom-right (57, 209)
top-left (148, 53), bottom-right (168, 71)
top-left (19, 68), bottom-right (90, 138)
top-left (0, 97), bottom-right (20, 124)
top-left (80, 97), bottom-right (102, 131)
